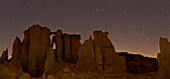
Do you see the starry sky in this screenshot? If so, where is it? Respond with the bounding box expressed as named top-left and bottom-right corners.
top-left (0, 0), bottom-right (170, 57)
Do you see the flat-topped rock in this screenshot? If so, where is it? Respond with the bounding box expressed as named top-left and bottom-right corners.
top-left (20, 24), bottom-right (51, 77)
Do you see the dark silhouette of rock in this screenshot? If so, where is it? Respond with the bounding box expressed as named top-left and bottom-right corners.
top-left (118, 52), bottom-right (158, 74)
top-left (63, 34), bottom-right (81, 63)
top-left (77, 31), bottom-right (126, 72)
top-left (93, 31), bottom-right (126, 72)
top-left (63, 34), bottom-right (71, 61)
top-left (0, 49), bottom-right (8, 64)
top-left (20, 30), bottom-right (29, 72)
top-left (55, 30), bottom-right (63, 61)
top-left (70, 34), bottom-right (81, 63)
top-left (11, 37), bottom-right (22, 70)
top-left (44, 47), bottom-right (56, 75)
top-left (20, 24), bottom-right (50, 77)
top-left (156, 37), bottom-right (170, 79)
top-left (77, 36), bottom-right (96, 71)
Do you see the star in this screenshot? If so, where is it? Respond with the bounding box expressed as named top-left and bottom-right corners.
top-left (142, 33), bottom-right (145, 36)
top-left (166, 12), bottom-right (169, 16)
top-left (147, 37), bottom-right (150, 41)
top-left (101, 9), bottom-right (105, 11)
top-left (30, 5), bottom-right (33, 8)
top-left (95, 9), bottom-right (99, 12)
top-left (124, 10), bottom-right (127, 14)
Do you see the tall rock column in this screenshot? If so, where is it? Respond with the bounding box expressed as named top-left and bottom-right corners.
top-left (93, 31), bottom-right (126, 72)
top-left (156, 37), bottom-right (170, 79)
top-left (70, 34), bottom-right (81, 63)
top-left (77, 36), bottom-right (96, 71)
top-left (55, 30), bottom-right (63, 61)
top-left (20, 30), bottom-right (29, 72)
top-left (20, 25), bottom-right (50, 77)
top-left (63, 34), bottom-right (71, 62)
top-left (11, 37), bottom-right (22, 70)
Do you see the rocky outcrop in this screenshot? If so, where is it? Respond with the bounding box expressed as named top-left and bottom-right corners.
top-left (20, 30), bottom-right (29, 72)
top-left (93, 31), bottom-right (126, 72)
top-left (18, 73), bottom-right (30, 79)
top-left (63, 34), bottom-right (71, 61)
top-left (70, 34), bottom-right (81, 63)
top-left (77, 31), bottom-right (126, 72)
top-left (11, 37), bottom-right (22, 70)
top-left (118, 52), bottom-right (158, 74)
top-left (20, 25), bottom-right (50, 77)
top-left (0, 25), bottom-right (130, 78)
top-left (77, 36), bottom-right (97, 71)
top-left (44, 47), bottom-right (56, 75)
top-left (62, 34), bottom-right (81, 63)
top-left (156, 37), bottom-right (170, 79)
top-left (55, 30), bottom-right (63, 61)
top-left (0, 64), bottom-right (16, 79)
top-left (0, 49), bottom-right (8, 64)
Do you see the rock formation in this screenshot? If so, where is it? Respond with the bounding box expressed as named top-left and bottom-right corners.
top-left (63, 34), bottom-right (71, 61)
top-left (93, 31), bottom-right (126, 72)
top-left (118, 52), bottom-right (158, 74)
top-left (11, 37), bottom-right (22, 70)
top-left (77, 36), bottom-right (97, 71)
top-left (44, 47), bottom-right (56, 75)
top-left (0, 49), bottom-right (8, 64)
top-left (20, 29), bottom-right (29, 72)
top-left (70, 34), bottom-right (81, 63)
top-left (156, 37), bottom-right (170, 79)
top-left (77, 31), bottom-right (126, 72)
top-left (0, 25), bottom-right (132, 78)
top-left (20, 25), bottom-right (50, 77)
top-left (62, 34), bottom-right (81, 63)
top-left (55, 30), bottom-right (63, 61)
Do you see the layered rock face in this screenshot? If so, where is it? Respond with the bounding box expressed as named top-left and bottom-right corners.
top-left (77, 31), bottom-right (126, 72)
top-left (156, 37), bottom-right (170, 79)
top-left (20, 25), bottom-right (50, 77)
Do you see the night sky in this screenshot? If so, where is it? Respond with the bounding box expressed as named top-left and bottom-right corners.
top-left (0, 0), bottom-right (170, 57)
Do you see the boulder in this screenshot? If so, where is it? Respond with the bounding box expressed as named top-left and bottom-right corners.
top-left (0, 64), bottom-right (16, 79)
top-left (62, 67), bottom-right (71, 73)
top-left (156, 37), bottom-right (170, 79)
top-left (44, 47), bottom-right (56, 75)
top-left (18, 73), bottom-right (30, 79)
top-left (20, 25), bottom-right (50, 77)
top-left (47, 75), bottom-right (54, 79)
